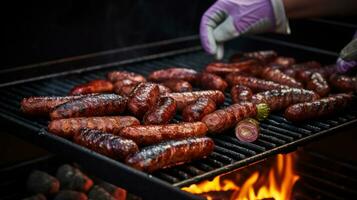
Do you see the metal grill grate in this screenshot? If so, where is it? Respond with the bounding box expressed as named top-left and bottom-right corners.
top-left (0, 49), bottom-right (356, 199)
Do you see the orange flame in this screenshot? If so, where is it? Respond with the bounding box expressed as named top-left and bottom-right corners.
top-left (182, 153), bottom-right (299, 200)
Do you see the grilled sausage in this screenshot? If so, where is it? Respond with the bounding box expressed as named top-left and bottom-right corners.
top-left (113, 79), bottom-right (139, 96)
top-left (329, 74), bottom-right (356, 93)
top-left (128, 83), bottom-right (160, 118)
top-left (202, 102), bottom-right (269, 133)
top-left (230, 85), bottom-right (253, 103)
top-left (182, 97), bottom-right (217, 122)
top-left (147, 68), bottom-right (198, 83)
top-left (163, 90), bottom-right (225, 111)
top-left (21, 94), bottom-right (97, 116)
top-left (107, 71), bottom-right (146, 83)
top-left (205, 61), bottom-right (261, 76)
top-left (69, 80), bottom-right (114, 95)
top-left (197, 72), bottom-right (228, 91)
top-left (74, 129), bottom-right (139, 160)
top-left (251, 88), bottom-right (319, 111)
top-left (230, 50), bottom-right (277, 64)
top-left (125, 137), bottom-right (214, 172)
top-left (271, 57), bottom-right (296, 68)
top-left (225, 74), bottom-right (289, 92)
top-left (306, 72), bottom-right (330, 97)
top-left (283, 61), bottom-right (322, 78)
top-left (143, 97), bottom-right (177, 125)
top-left (157, 84), bottom-right (172, 94)
top-left (260, 67), bottom-right (303, 88)
top-left (118, 122), bottom-right (208, 146)
top-left (50, 94), bottom-right (127, 120)
top-left (284, 93), bottom-right (353, 122)
top-left (162, 80), bottom-right (192, 92)
top-left (48, 116), bottom-right (140, 138)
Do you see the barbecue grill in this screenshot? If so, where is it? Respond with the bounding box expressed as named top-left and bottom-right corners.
top-left (1, 30), bottom-right (357, 199)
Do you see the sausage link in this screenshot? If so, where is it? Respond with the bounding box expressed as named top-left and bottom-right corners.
top-left (50, 94), bottom-right (127, 120)
top-left (69, 80), bottom-right (114, 95)
top-left (125, 137), bottom-right (214, 172)
top-left (162, 80), bottom-right (192, 92)
top-left (230, 50), bottom-right (277, 64)
top-left (306, 72), bottom-right (330, 97)
top-left (147, 68), bottom-right (198, 83)
top-left (73, 129), bottom-right (139, 160)
top-left (107, 71), bottom-right (146, 83)
top-left (260, 67), bottom-right (303, 88)
top-left (225, 74), bottom-right (289, 92)
top-left (205, 61), bottom-right (261, 76)
top-left (143, 97), bottom-right (177, 125)
top-left (163, 90), bottom-right (225, 111)
top-left (230, 85), bottom-right (253, 103)
top-left (251, 88), bottom-right (319, 111)
top-left (329, 74), bottom-right (356, 93)
top-left (182, 97), bottom-right (217, 122)
top-left (128, 83), bottom-right (160, 118)
top-left (157, 84), bottom-right (172, 94)
top-left (48, 116), bottom-right (140, 138)
top-left (283, 61), bottom-right (322, 78)
top-left (118, 122), bottom-right (208, 146)
top-left (202, 102), bottom-right (269, 134)
top-left (20, 94), bottom-right (97, 116)
top-left (284, 93), bottom-right (353, 122)
top-left (113, 79), bottom-right (139, 96)
top-left (198, 72), bottom-right (228, 91)
top-left (271, 57), bottom-right (296, 68)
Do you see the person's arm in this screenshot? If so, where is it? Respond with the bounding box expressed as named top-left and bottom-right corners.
top-left (283, 0), bottom-right (357, 18)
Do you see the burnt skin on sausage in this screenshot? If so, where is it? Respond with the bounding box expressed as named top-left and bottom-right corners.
top-left (119, 122), bottom-right (208, 146)
top-left (50, 94), bottom-right (127, 120)
top-left (107, 71), bottom-right (146, 83)
top-left (260, 67), bottom-right (303, 88)
top-left (128, 83), bottom-right (160, 118)
top-left (48, 116), bottom-right (140, 138)
top-left (21, 94), bottom-right (97, 116)
top-left (161, 80), bottom-right (192, 92)
top-left (163, 90), bottom-right (225, 111)
top-left (251, 88), bottom-right (319, 111)
top-left (197, 72), bottom-right (228, 91)
top-left (225, 74), bottom-right (289, 92)
top-left (143, 97), bottom-right (177, 125)
top-left (125, 137), bottom-right (214, 172)
top-left (230, 85), bottom-right (253, 103)
top-left (147, 68), bottom-right (198, 83)
top-left (284, 93), bottom-right (353, 122)
top-left (182, 97), bottom-right (217, 122)
top-left (69, 80), bottom-right (114, 95)
top-left (73, 129), bottom-right (139, 160)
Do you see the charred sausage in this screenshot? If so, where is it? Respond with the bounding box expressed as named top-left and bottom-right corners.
top-left (125, 137), bottom-right (214, 172)
top-left (163, 90), bottom-right (225, 111)
top-left (205, 61), bottom-right (261, 76)
top-left (251, 88), bottom-right (319, 111)
top-left (69, 80), bottom-right (114, 95)
top-left (201, 102), bottom-right (269, 134)
top-left (157, 84), bottom-right (172, 94)
top-left (260, 67), bottom-right (303, 88)
top-left (113, 79), bottom-right (139, 96)
top-left (225, 74), bottom-right (289, 92)
top-left (329, 74), bottom-right (356, 93)
top-left (197, 72), bottom-right (228, 91)
top-left (182, 97), bottom-right (217, 122)
top-left (21, 94), bottom-right (97, 116)
top-left (147, 68), bottom-right (198, 83)
top-left (230, 85), bottom-right (253, 103)
top-left (118, 122), bottom-right (208, 146)
top-left (271, 57), bottom-right (296, 68)
top-left (107, 71), bottom-right (146, 83)
top-left (284, 93), bottom-right (353, 122)
top-left (143, 97), bottom-right (177, 125)
top-left (162, 80), bottom-right (192, 92)
top-left (306, 72), bottom-right (330, 97)
top-left (48, 116), bottom-right (140, 138)
top-left (50, 94), bottom-right (127, 120)
top-left (128, 83), bottom-right (160, 118)
top-left (283, 61), bottom-right (322, 78)
top-left (73, 129), bottom-right (139, 160)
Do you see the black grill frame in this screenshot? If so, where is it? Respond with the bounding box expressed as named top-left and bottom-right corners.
top-left (0, 36), bottom-right (356, 200)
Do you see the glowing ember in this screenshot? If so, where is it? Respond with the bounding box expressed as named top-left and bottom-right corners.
top-left (182, 153), bottom-right (299, 200)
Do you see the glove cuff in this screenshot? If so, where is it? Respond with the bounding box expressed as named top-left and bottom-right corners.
top-left (270, 0), bottom-right (291, 34)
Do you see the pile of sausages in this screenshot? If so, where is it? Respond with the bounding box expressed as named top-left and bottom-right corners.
top-left (20, 50), bottom-right (355, 172)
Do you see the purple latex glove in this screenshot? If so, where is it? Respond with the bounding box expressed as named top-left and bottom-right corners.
top-left (336, 31), bottom-right (357, 73)
top-left (200, 0), bottom-right (290, 59)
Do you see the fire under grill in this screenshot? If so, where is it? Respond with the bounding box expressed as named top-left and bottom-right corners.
top-left (0, 41), bottom-right (357, 199)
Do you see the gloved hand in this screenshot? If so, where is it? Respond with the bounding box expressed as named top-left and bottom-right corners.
top-left (336, 31), bottom-right (357, 73)
top-left (200, 0), bottom-right (290, 60)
